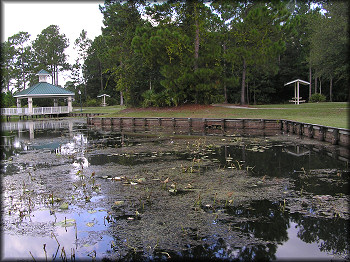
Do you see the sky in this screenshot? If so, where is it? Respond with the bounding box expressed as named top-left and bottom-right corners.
top-left (2, 1), bottom-right (104, 86)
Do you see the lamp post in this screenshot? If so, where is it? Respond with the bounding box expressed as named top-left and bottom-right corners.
top-left (78, 89), bottom-right (82, 112)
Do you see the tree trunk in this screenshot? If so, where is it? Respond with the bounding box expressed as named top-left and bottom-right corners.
top-left (246, 79), bottom-right (249, 105)
top-left (329, 76), bottom-right (333, 102)
top-left (253, 81), bottom-right (256, 105)
top-left (319, 76), bottom-right (322, 94)
top-left (149, 75), bottom-right (152, 90)
top-left (21, 56), bottom-right (26, 90)
top-left (314, 75), bottom-right (317, 94)
top-left (99, 60), bottom-right (103, 91)
top-left (120, 91), bottom-right (124, 106)
top-left (309, 64), bottom-right (312, 100)
top-left (241, 58), bottom-right (246, 105)
top-left (56, 65), bottom-right (58, 85)
top-left (223, 42), bottom-right (227, 103)
top-left (51, 66), bottom-right (55, 85)
top-left (194, 16), bottom-right (200, 71)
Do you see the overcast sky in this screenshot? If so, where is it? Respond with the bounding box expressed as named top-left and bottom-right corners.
top-left (2, 1), bottom-right (104, 85)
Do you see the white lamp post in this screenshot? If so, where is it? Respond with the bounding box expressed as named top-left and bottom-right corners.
top-left (78, 90), bottom-right (82, 112)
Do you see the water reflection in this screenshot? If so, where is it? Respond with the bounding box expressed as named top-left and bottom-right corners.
top-left (1, 120), bottom-right (349, 260)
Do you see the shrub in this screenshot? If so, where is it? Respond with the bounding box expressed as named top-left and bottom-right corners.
top-left (309, 93), bottom-right (326, 103)
top-left (106, 96), bottom-right (117, 106)
top-left (86, 98), bottom-right (99, 107)
top-left (0, 92), bottom-right (16, 107)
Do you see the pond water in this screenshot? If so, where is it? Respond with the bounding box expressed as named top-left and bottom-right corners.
top-left (1, 118), bottom-right (349, 261)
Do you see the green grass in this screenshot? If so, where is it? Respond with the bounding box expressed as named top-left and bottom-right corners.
top-left (72, 105), bottom-right (125, 114)
top-left (3, 103), bottom-right (347, 129)
top-left (82, 102), bottom-right (348, 129)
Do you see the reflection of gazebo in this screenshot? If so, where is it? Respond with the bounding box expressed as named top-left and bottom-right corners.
top-left (284, 79), bottom-right (310, 105)
top-left (13, 70), bottom-right (75, 115)
top-left (283, 145), bottom-right (310, 157)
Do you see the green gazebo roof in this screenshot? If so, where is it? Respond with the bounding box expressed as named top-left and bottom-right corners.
top-left (14, 82), bottom-right (75, 98)
top-left (36, 69), bottom-right (50, 75)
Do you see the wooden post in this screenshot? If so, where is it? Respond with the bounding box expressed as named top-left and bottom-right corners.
top-left (172, 118), bottom-right (176, 132)
top-left (221, 119), bottom-right (225, 134)
top-left (332, 128), bottom-right (339, 145)
top-left (202, 118), bottom-right (207, 134)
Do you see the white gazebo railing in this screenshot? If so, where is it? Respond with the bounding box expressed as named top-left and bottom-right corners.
top-left (1, 106), bottom-right (69, 116)
top-left (1, 107), bottom-right (28, 115)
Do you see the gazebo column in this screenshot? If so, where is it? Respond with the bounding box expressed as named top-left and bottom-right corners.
top-left (54, 98), bottom-right (58, 107)
top-left (28, 97), bottom-right (33, 115)
top-left (17, 98), bottom-right (21, 108)
top-left (67, 96), bottom-right (72, 112)
top-left (297, 81), bottom-right (300, 105)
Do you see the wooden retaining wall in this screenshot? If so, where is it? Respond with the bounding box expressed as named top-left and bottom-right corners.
top-left (87, 117), bottom-right (350, 148)
top-left (280, 120), bottom-right (349, 147)
top-left (87, 117), bottom-right (284, 137)
top-left (69, 113), bottom-right (103, 117)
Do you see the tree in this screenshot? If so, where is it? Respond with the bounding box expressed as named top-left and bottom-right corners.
top-left (7, 32), bottom-right (33, 91)
top-left (309, 1), bottom-right (349, 101)
top-left (100, 0), bottom-right (144, 105)
top-left (1, 41), bottom-right (16, 92)
top-left (72, 29), bottom-right (92, 100)
top-left (228, 1), bottom-right (289, 105)
top-left (32, 25), bottom-right (69, 86)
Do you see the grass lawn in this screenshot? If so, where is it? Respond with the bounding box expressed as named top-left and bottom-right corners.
top-left (76, 102), bottom-right (349, 129)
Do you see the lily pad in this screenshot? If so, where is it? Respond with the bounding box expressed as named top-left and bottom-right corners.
top-left (137, 178), bottom-right (146, 183)
top-left (86, 222), bottom-right (95, 227)
top-left (59, 202), bottom-right (69, 210)
top-left (55, 218), bottom-right (76, 227)
top-left (114, 200), bottom-right (124, 206)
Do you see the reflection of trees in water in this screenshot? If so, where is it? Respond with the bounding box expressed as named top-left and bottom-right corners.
top-left (291, 213), bottom-right (349, 257)
top-left (227, 200), bottom-right (290, 243)
top-left (106, 201), bottom-right (348, 261)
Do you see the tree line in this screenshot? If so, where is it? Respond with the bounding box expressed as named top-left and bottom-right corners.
top-left (1, 0), bottom-right (348, 108)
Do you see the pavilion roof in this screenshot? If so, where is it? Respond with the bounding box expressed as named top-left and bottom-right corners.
top-left (36, 69), bottom-right (50, 75)
top-left (14, 82), bottom-right (75, 98)
top-left (284, 79), bottom-right (310, 86)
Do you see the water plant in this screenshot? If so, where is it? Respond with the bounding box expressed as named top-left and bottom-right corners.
top-left (60, 246), bottom-right (67, 262)
top-left (43, 244), bottom-right (47, 262)
top-left (29, 251), bottom-right (36, 262)
top-left (225, 192), bottom-right (234, 207)
top-left (279, 199), bottom-right (286, 212)
top-left (51, 232), bottom-right (60, 247)
top-left (193, 193), bottom-right (202, 210)
top-left (213, 192), bottom-right (218, 206)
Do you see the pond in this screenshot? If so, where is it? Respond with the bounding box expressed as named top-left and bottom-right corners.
top-left (1, 118), bottom-right (349, 261)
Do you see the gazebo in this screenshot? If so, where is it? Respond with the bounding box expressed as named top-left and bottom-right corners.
top-left (284, 79), bottom-right (310, 105)
top-left (97, 94), bottom-right (110, 107)
top-left (13, 70), bottom-right (75, 115)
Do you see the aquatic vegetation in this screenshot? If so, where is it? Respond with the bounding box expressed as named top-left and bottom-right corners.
top-left (2, 120), bottom-right (349, 261)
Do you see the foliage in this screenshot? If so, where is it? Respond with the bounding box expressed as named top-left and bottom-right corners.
top-left (309, 93), bottom-right (326, 103)
top-left (2, 1), bottom-right (348, 106)
top-left (32, 25), bottom-right (69, 86)
top-left (0, 91), bottom-right (16, 107)
top-left (85, 98), bottom-right (100, 107)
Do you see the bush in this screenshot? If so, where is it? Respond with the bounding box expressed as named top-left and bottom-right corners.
top-left (0, 92), bottom-right (16, 107)
top-left (86, 98), bottom-right (100, 107)
top-left (309, 93), bottom-right (326, 103)
top-left (106, 96), bottom-right (117, 106)
top-left (142, 90), bottom-right (171, 107)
